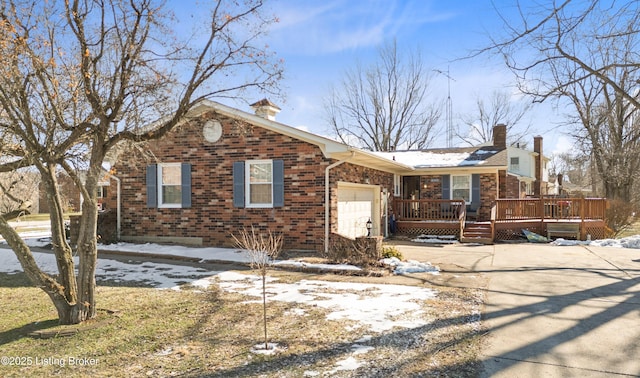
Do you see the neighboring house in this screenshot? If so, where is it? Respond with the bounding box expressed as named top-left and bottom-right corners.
top-left (107, 100), bottom-right (553, 251)
top-left (503, 135), bottom-right (550, 198)
top-left (38, 170), bottom-right (117, 214)
top-left (39, 171), bottom-right (81, 213)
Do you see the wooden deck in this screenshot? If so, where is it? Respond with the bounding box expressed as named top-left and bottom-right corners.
top-left (394, 198), bottom-right (609, 241)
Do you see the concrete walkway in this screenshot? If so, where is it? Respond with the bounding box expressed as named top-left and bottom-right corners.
top-left (395, 241), bottom-right (640, 377)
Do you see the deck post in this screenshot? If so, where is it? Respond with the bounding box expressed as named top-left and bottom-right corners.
top-left (539, 197), bottom-right (545, 232)
top-left (580, 198), bottom-right (585, 240)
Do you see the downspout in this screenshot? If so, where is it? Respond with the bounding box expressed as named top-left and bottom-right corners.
top-left (108, 172), bottom-right (121, 240)
top-left (324, 152), bottom-right (354, 254)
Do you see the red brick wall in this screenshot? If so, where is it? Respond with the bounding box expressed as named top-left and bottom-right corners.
top-left (113, 111), bottom-right (393, 252)
top-left (420, 176), bottom-right (443, 200)
top-left (504, 173), bottom-right (520, 198)
top-left (479, 173), bottom-right (498, 220)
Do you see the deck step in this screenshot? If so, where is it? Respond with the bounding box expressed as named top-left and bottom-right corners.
top-left (460, 236), bottom-right (494, 244)
top-left (462, 222), bottom-right (493, 244)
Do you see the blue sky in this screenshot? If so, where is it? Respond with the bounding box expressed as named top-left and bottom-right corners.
top-left (186, 0), bottom-right (572, 155)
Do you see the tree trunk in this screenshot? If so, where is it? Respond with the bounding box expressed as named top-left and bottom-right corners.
top-left (72, 184), bottom-right (100, 323)
top-left (0, 215), bottom-right (77, 323)
top-left (0, 162), bottom-right (102, 325)
top-left (604, 181), bottom-right (632, 203)
top-left (40, 167), bottom-right (78, 303)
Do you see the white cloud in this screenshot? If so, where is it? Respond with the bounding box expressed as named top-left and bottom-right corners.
top-left (267, 0), bottom-right (454, 55)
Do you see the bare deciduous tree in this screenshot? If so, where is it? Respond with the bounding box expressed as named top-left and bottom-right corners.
top-left (485, 0), bottom-right (640, 203)
top-left (457, 90), bottom-right (532, 147)
top-left (0, 169), bottom-right (39, 217)
top-left (0, 0), bottom-right (282, 324)
top-left (232, 227), bottom-right (282, 351)
top-left (325, 40), bottom-right (441, 151)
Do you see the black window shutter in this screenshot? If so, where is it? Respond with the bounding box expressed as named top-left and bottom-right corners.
top-left (441, 175), bottom-right (450, 200)
top-left (146, 164), bottom-right (157, 208)
top-left (471, 174), bottom-right (481, 210)
top-left (233, 161), bottom-right (245, 208)
top-left (273, 159), bottom-right (284, 207)
top-left (181, 163), bottom-right (192, 208)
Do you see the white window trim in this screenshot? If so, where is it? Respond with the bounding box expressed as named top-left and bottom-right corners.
top-left (158, 163), bottom-right (182, 208)
top-left (245, 159), bottom-right (274, 208)
top-left (451, 174), bottom-right (472, 205)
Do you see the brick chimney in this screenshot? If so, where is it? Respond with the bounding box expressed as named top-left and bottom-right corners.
top-left (533, 135), bottom-right (543, 196)
top-left (493, 124), bottom-right (507, 149)
top-left (250, 98), bottom-right (281, 121)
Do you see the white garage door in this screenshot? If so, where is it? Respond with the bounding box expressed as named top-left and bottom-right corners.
top-left (337, 184), bottom-right (377, 239)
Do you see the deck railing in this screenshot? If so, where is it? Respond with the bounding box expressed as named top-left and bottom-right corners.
top-left (495, 198), bottom-right (607, 222)
top-left (394, 199), bottom-right (466, 222)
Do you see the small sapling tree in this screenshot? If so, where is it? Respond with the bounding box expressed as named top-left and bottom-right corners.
top-left (232, 227), bottom-right (282, 351)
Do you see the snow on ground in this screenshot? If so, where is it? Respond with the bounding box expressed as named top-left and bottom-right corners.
top-left (551, 234), bottom-right (640, 249)
top-left (99, 242), bottom-right (254, 263)
top-left (0, 248), bottom-right (217, 288)
top-left (214, 271), bottom-right (436, 333)
top-left (411, 234), bottom-right (459, 244)
top-left (380, 257), bottom-right (440, 275)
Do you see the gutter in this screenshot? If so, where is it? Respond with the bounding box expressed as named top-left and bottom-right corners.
top-left (324, 152), bottom-right (354, 254)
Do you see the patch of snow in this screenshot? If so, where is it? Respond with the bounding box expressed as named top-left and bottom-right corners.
top-left (303, 370), bottom-right (321, 377)
top-left (99, 242), bottom-right (365, 272)
top-left (272, 260), bottom-right (361, 271)
top-left (99, 242), bottom-right (253, 263)
top-left (381, 257), bottom-right (440, 275)
top-left (331, 356), bottom-right (363, 372)
top-left (550, 238), bottom-right (589, 246)
top-left (550, 235), bottom-right (640, 249)
top-left (250, 343), bottom-right (283, 355)
top-left (411, 235), bottom-right (459, 244)
top-left (190, 278), bottom-right (214, 289)
top-left (589, 235), bottom-right (640, 249)
top-left (0, 233), bottom-right (53, 248)
top-left (351, 344), bottom-right (374, 355)
top-left (0, 249), bottom-right (219, 289)
top-left (155, 347), bottom-right (173, 356)
top-left (215, 271), bottom-right (436, 333)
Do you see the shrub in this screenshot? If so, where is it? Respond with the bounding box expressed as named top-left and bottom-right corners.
top-left (326, 234), bottom-right (381, 267)
top-left (605, 199), bottom-right (638, 237)
top-left (381, 245), bottom-right (403, 260)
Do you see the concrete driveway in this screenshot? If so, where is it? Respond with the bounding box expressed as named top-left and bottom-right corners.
top-left (395, 241), bottom-right (640, 377)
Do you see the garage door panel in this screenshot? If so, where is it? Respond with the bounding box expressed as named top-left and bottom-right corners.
top-left (337, 186), bottom-right (375, 239)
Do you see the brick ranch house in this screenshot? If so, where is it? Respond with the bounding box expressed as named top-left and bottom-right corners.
top-left (99, 99), bottom-right (605, 252)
